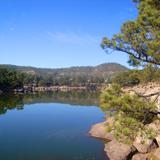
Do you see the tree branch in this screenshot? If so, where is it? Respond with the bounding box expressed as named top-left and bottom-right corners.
top-left (114, 46), bottom-right (160, 66)
top-left (128, 89), bottom-right (160, 98)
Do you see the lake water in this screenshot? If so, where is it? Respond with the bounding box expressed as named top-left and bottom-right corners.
top-left (0, 91), bottom-right (107, 160)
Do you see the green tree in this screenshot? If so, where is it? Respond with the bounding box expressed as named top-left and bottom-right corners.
top-left (101, 0), bottom-right (160, 66)
top-left (112, 70), bottom-right (141, 86)
top-left (0, 68), bottom-right (24, 92)
top-left (100, 0), bottom-right (160, 144)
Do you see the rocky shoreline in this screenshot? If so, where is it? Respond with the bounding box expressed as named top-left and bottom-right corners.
top-left (89, 83), bottom-right (160, 160)
top-left (89, 118), bottom-right (160, 160)
top-left (13, 85), bottom-right (102, 93)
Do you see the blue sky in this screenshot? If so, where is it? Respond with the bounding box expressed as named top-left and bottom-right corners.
top-left (0, 0), bottom-right (137, 68)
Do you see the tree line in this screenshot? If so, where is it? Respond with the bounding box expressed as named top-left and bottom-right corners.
top-left (0, 63), bottom-right (128, 92)
top-left (0, 67), bottom-right (105, 93)
top-left (112, 65), bottom-right (160, 87)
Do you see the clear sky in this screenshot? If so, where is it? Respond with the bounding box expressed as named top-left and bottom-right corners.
top-left (0, 0), bottom-right (137, 68)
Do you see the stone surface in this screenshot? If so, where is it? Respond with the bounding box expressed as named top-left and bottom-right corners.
top-left (104, 140), bottom-right (135, 160)
top-left (132, 153), bottom-right (148, 160)
top-left (148, 120), bottom-right (160, 132)
top-left (155, 135), bottom-right (160, 147)
top-left (123, 83), bottom-right (160, 113)
top-left (89, 122), bottom-right (114, 141)
top-left (148, 120), bottom-right (160, 147)
top-left (133, 135), bottom-right (157, 153)
top-left (149, 148), bottom-right (160, 160)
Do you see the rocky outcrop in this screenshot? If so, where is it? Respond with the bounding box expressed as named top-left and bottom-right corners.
top-left (155, 135), bottom-right (160, 147)
top-left (90, 117), bottom-right (135, 160)
top-left (89, 117), bottom-right (115, 141)
top-left (124, 83), bottom-right (160, 114)
top-left (105, 140), bottom-right (135, 160)
top-left (34, 86), bottom-right (87, 92)
top-left (148, 120), bottom-right (160, 148)
top-left (149, 148), bottom-right (160, 160)
top-left (132, 153), bottom-right (148, 160)
top-left (89, 122), bottom-right (114, 141)
top-left (89, 118), bottom-right (160, 160)
top-left (133, 135), bottom-right (157, 153)
top-left (90, 83), bottom-right (160, 159)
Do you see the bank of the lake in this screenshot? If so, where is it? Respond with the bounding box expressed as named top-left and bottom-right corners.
top-left (89, 83), bottom-right (160, 160)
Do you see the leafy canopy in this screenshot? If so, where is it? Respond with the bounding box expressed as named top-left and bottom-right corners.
top-left (101, 0), bottom-right (160, 66)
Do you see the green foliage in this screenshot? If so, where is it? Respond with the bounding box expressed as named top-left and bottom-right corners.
top-left (140, 64), bottom-right (160, 83)
top-left (101, 0), bottom-right (160, 144)
top-left (101, 0), bottom-right (160, 66)
top-left (100, 84), bottom-right (157, 143)
top-left (0, 68), bottom-right (24, 92)
top-left (114, 114), bottom-right (142, 144)
top-left (112, 65), bottom-right (160, 86)
top-left (0, 63), bottom-right (128, 87)
top-left (112, 70), bottom-right (141, 86)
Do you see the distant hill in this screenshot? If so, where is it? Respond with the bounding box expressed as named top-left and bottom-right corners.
top-left (0, 63), bottom-right (128, 81)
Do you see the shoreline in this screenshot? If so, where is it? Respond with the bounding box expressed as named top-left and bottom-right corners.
top-left (89, 83), bottom-right (160, 160)
top-left (89, 119), bottom-right (160, 160)
top-left (4, 85), bottom-right (103, 94)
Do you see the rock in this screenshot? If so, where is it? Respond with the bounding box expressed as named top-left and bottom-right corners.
top-left (148, 120), bottom-right (160, 147)
top-left (155, 135), bottom-right (160, 147)
top-left (104, 140), bottom-right (135, 160)
top-left (132, 153), bottom-right (148, 160)
top-left (148, 120), bottom-right (160, 132)
top-left (89, 122), bottom-right (114, 141)
top-left (133, 135), bottom-right (157, 153)
top-left (89, 122), bottom-right (106, 139)
top-left (149, 148), bottom-right (160, 160)
top-left (89, 117), bottom-right (115, 141)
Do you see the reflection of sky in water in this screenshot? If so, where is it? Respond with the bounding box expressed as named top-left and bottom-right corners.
top-left (0, 96), bottom-right (107, 160)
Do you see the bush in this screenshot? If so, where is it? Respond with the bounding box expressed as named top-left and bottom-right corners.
top-left (112, 66), bottom-right (160, 87)
top-left (112, 70), bottom-right (141, 87)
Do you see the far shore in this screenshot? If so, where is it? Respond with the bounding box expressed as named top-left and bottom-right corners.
top-left (11, 84), bottom-right (103, 94)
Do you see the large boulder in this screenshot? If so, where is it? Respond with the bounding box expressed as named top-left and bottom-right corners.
top-left (89, 122), bottom-right (114, 141)
top-left (133, 135), bottom-right (157, 153)
top-left (155, 135), bottom-right (160, 147)
top-left (148, 120), bottom-right (160, 147)
top-left (104, 140), bottom-right (135, 160)
top-left (132, 153), bottom-right (148, 160)
top-left (148, 120), bottom-right (160, 133)
top-left (89, 117), bottom-right (115, 141)
top-left (149, 148), bottom-right (160, 160)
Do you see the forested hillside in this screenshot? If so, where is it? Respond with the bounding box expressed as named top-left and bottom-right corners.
top-left (0, 63), bottom-right (128, 87)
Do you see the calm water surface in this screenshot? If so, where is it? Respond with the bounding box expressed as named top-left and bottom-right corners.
top-left (0, 91), bottom-right (107, 160)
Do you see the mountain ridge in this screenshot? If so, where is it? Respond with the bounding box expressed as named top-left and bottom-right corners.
top-left (0, 62), bottom-right (128, 72)
top-left (0, 63), bottom-right (129, 86)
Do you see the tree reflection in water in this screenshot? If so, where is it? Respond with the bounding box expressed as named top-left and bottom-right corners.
top-left (0, 91), bottom-right (100, 115)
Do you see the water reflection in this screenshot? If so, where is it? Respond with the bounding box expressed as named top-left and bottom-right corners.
top-left (0, 91), bottom-right (100, 115)
top-left (0, 91), bottom-right (106, 160)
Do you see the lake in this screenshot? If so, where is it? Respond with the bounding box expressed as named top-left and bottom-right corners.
top-left (0, 91), bottom-right (107, 160)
